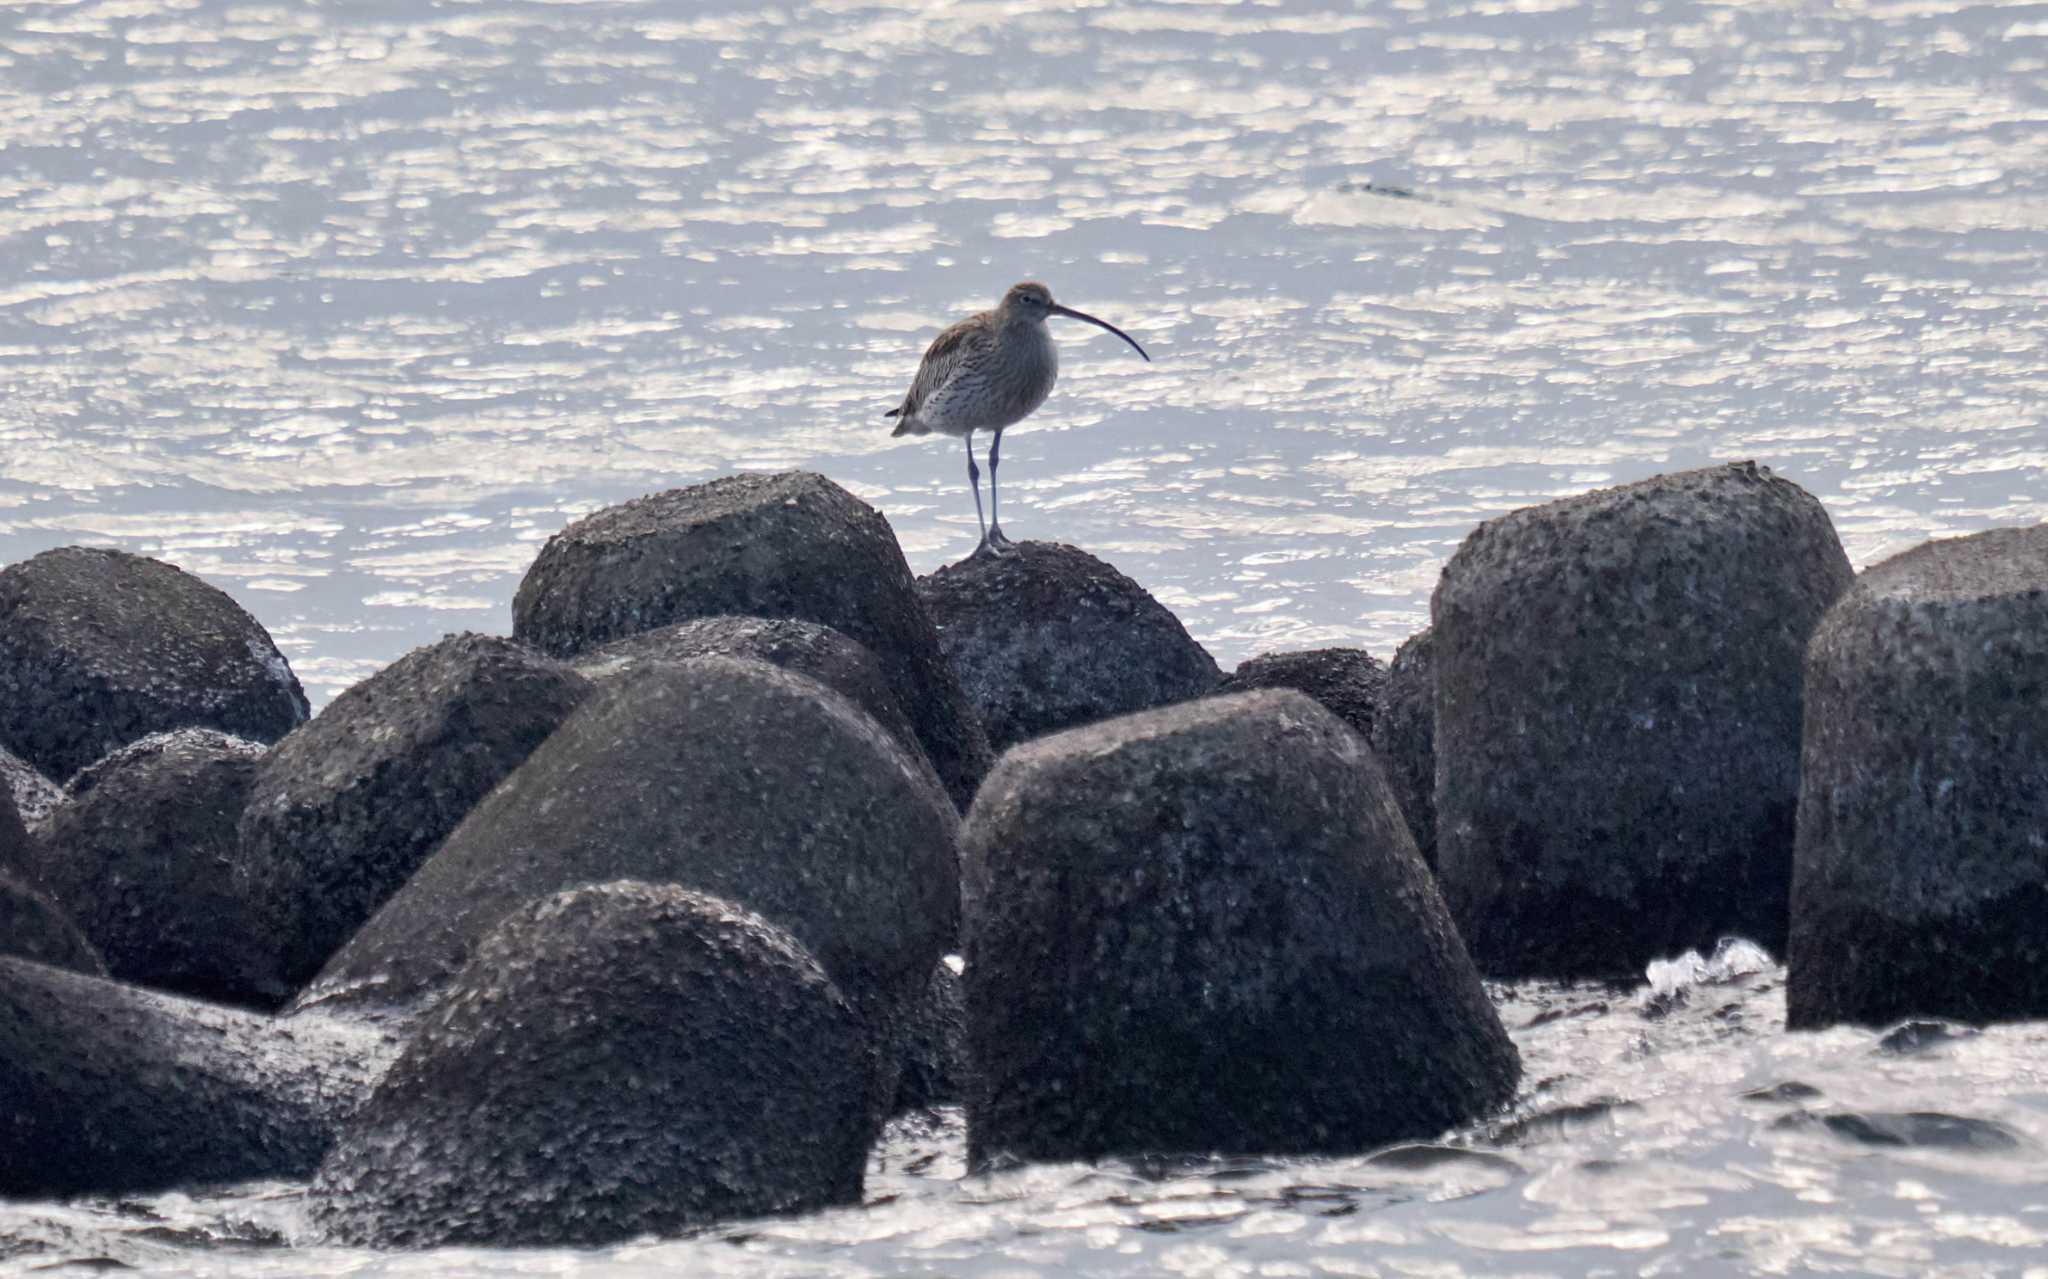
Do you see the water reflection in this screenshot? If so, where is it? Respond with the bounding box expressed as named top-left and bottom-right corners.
top-left (4, 0), bottom-right (2042, 700)
top-left (14, 957), bottom-right (2048, 1276)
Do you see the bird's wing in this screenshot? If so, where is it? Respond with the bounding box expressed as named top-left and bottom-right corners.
top-left (888, 311), bottom-right (989, 421)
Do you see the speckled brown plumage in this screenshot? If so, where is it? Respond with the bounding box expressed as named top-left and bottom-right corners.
top-left (887, 282), bottom-right (1148, 554)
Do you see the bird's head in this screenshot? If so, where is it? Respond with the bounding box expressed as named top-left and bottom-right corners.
top-left (1000, 281), bottom-right (1057, 318)
top-left (996, 281), bottom-right (1150, 361)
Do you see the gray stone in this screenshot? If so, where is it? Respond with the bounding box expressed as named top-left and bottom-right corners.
top-left (916, 540), bottom-right (1221, 752)
top-left (310, 882), bottom-right (867, 1249)
top-left (1788, 525), bottom-right (2048, 1029)
top-left (0, 956), bottom-right (394, 1197)
top-left (1219, 646), bottom-right (1386, 741)
top-left (0, 871), bottom-right (105, 976)
top-left (33, 729), bottom-right (281, 1008)
top-left (574, 615), bottom-right (926, 779)
top-left (0, 744), bottom-right (60, 833)
top-left (1432, 462), bottom-right (1853, 977)
top-left (962, 690), bottom-right (1518, 1165)
top-left (893, 959), bottom-right (967, 1114)
top-left (294, 657), bottom-right (960, 1122)
top-left (0, 547), bottom-right (308, 781)
top-left (235, 633), bottom-right (593, 991)
top-left (511, 472), bottom-right (991, 809)
top-left (1370, 628), bottom-right (1438, 869)
top-left (0, 775), bottom-right (27, 879)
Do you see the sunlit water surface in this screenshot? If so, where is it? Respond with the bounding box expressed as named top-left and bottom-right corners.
top-left (13, 952), bottom-right (2048, 1276)
top-left (3, 0), bottom-right (2045, 1272)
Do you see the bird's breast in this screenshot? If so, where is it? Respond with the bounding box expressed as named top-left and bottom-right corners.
top-left (928, 325), bottom-right (1055, 432)
top-left (1002, 324), bottom-right (1057, 416)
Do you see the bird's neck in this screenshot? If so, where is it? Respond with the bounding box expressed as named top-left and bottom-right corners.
top-left (999, 309), bottom-right (1046, 336)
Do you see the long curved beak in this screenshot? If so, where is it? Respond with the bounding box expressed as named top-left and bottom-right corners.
top-left (1048, 303), bottom-right (1151, 362)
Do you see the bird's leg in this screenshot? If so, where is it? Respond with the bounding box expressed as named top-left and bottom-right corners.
top-left (965, 431), bottom-right (990, 555)
top-left (987, 429), bottom-right (1012, 550)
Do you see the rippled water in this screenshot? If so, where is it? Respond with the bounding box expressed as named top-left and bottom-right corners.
top-left (4, 0), bottom-right (2046, 1272)
top-left (15, 951), bottom-right (2048, 1276)
top-left (4, 0), bottom-right (2044, 699)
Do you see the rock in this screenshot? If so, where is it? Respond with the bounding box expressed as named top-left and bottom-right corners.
top-left (962, 690), bottom-right (1519, 1164)
top-left (511, 472), bottom-right (991, 809)
top-left (1875, 1020), bottom-right (1976, 1056)
top-left (0, 871), bottom-right (106, 976)
top-left (33, 729), bottom-right (281, 1008)
top-left (574, 615), bottom-right (926, 778)
top-left (294, 657), bottom-right (960, 1121)
top-left (1432, 462), bottom-right (1853, 977)
top-left (893, 959), bottom-right (967, 1114)
top-left (0, 744), bottom-right (60, 831)
top-left (916, 540), bottom-right (1222, 753)
top-left (0, 547), bottom-right (309, 782)
top-left (234, 633), bottom-right (593, 992)
top-left (310, 882), bottom-right (867, 1248)
top-left (1371, 628), bottom-right (1439, 868)
top-left (1219, 646), bottom-right (1386, 741)
top-left (1787, 525), bottom-right (2048, 1029)
top-left (1771, 1109), bottom-right (2023, 1153)
top-left (0, 775), bottom-right (28, 878)
top-left (0, 956), bottom-right (395, 1197)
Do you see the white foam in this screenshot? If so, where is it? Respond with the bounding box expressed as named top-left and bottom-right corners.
top-left (1644, 936), bottom-right (1774, 997)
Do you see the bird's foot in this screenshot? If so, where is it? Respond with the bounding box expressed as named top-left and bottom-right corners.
top-left (986, 524), bottom-right (1016, 551)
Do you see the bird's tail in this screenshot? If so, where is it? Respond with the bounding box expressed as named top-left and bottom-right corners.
top-left (886, 407), bottom-right (926, 437)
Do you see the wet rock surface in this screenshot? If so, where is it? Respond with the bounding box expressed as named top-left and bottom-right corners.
top-left (235, 633), bottom-right (593, 992)
top-left (0, 547), bottom-right (308, 782)
top-left (1432, 462), bottom-right (1853, 977)
top-left (511, 471), bottom-right (991, 809)
top-left (1370, 628), bottom-right (1439, 869)
top-left (916, 540), bottom-right (1221, 753)
top-left (33, 729), bottom-right (280, 1008)
top-left (295, 656), bottom-right (960, 1119)
top-left (574, 614), bottom-right (927, 778)
top-left (311, 882), bottom-right (867, 1249)
top-left (962, 689), bottom-right (1518, 1165)
top-left (1788, 524), bottom-right (2048, 1029)
top-left (0, 956), bottom-right (394, 1197)
top-left (1218, 646), bottom-right (1385, 740)
top-left (0, 871), bottom-right (106, 975)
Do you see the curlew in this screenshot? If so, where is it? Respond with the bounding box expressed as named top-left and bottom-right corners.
top-left (887, 281), bottom-right (1149, 555)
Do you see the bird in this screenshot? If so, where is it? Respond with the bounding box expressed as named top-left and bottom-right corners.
top-left (886, 281), bottom-right (1149, 556)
